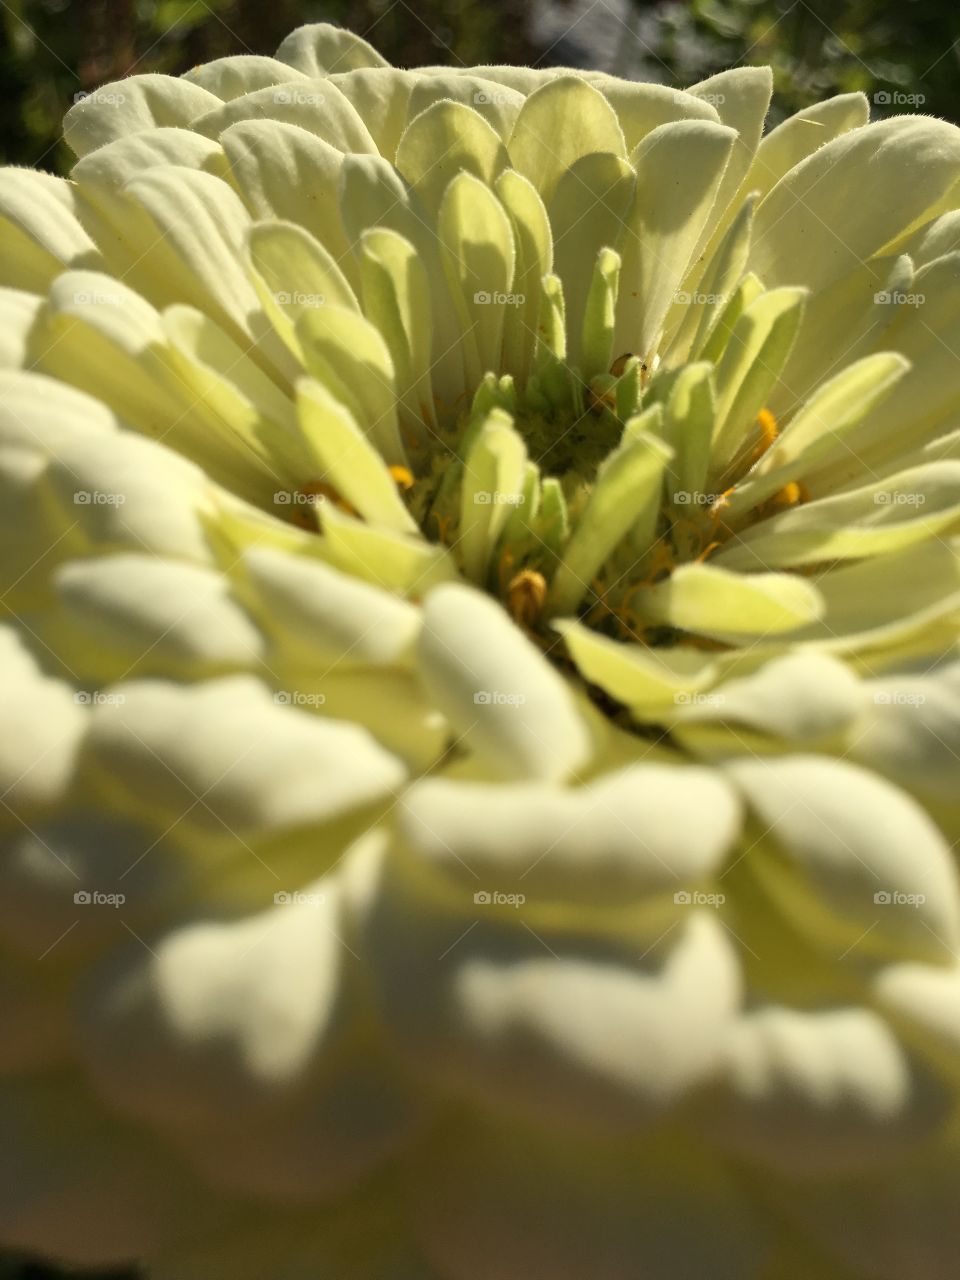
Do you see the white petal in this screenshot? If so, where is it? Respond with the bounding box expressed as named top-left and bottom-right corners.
top-left (0, 627), bottom-right (85, 815)
top-left (616, 120), bottom-right (736, 363)
top-left (53, 554), bottom-right (266, 679)
top-left (192, 80), bottom-right (378, 156)
top-left (672, 652), bottom-right (863, 741)
top-left (0, 168), bottom-right (100, 289)
top-left (729, 754), bottom-right (960, 961)
top-left (274, 23), bottom-right (388, 75)
top-left (400, 763), bottom-right (740, 904)
top-left (242, 545), bottom-right (420, 668)
top-left (704, 1005), bottom-right (945, 1173)
top-left (751, 117), bottom-right (960, 293)
top-left (507, 75), bottom-right (626, 203)
top-left (417, 583), bottom-right (592, 782)
top-left (64, 74), bottom-right (222, 156)
top-left (182, 54), bottom-right (309, 100)
top-left (84, 675), bottom-right (406, 838)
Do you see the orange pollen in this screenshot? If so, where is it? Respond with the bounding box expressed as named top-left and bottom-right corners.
top-left (389, 464), bottom-right (415, 490)
top-left (710, 486), bottom-right (735, 518)
top-left (764, 480), bottom-right (811, 514)
top-left (756, 407), bottom-right (779, 449)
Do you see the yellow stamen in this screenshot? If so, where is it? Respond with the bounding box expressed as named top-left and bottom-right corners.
top-left (507, 569), bottom-right (547, 629)
top-left (760, 479), bottom-right (811, 517)
top-left (756, 407), bottom-right (778, 449)
top-left (710, 487), bottom-right (735, 520)
top-left (389, 464), bottom-right (415, 490)
top-left (432, 511), bottom-right (455, 543)
top-left (642, 538), bottom-right (676, 584)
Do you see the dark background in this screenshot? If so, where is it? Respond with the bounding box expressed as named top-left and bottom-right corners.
top-left (1, 0), bottom-right (959, 174)
top-left (0, 0), bottom-right (957, 1276)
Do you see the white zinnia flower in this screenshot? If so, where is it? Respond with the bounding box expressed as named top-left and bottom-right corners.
top-left (1, 21), bottom-right (959, 1280)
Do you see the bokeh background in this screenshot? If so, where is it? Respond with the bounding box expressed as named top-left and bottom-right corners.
top-left (1, 0), bottom-right (959, 174)
top-left (0, 0), bottom-right (957, 1276)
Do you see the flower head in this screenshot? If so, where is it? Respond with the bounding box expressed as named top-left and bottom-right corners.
top-left (1, 22), bottom-right (960, 1279)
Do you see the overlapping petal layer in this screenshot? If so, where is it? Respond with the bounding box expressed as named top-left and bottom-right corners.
top-left (1, 21), bottom-right (959, 1279)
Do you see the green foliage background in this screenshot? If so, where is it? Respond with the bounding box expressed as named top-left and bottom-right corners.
top-left (1, 0), bottom-right (958, 174)
top-left (0, 0), bottom-right (956, 1276)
